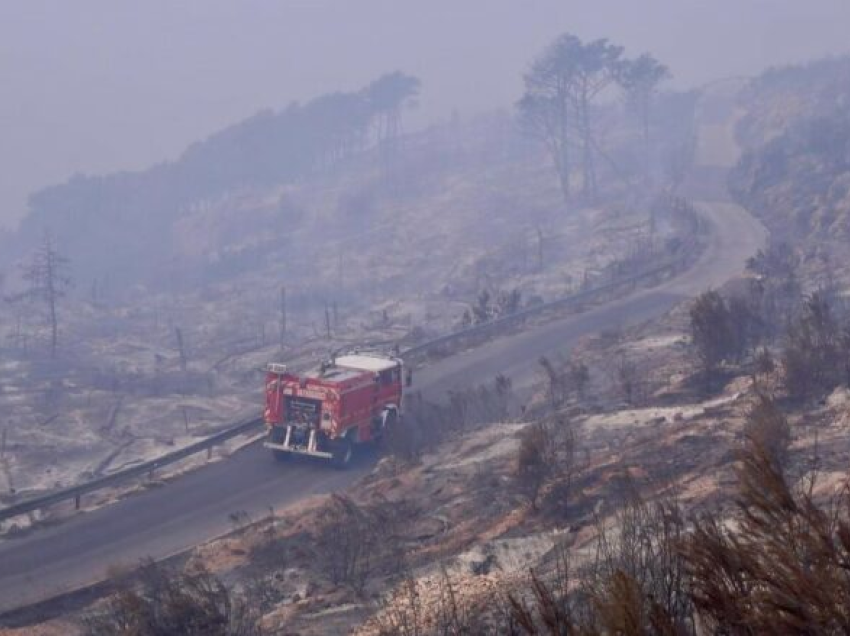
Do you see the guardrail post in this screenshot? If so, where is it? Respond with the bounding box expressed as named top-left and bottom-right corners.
top-left (207, 446), bottom-right (213, 460)
top-left (75, 494), bottom-right (80, 510)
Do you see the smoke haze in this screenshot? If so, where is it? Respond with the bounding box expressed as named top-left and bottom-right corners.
top-left (2, 0), bottom-right (849, 230)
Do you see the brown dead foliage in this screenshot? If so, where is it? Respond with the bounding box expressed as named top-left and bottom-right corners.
top-left (81, 560), bottom-right (263, 636)
top-left (684, 443), bottom-right (850, 634)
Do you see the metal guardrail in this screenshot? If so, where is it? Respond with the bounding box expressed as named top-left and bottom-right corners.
top-left (402, 192), bottom-right (705, 359)
top-left (0, 417), bottom-right (263, 523)
top-left (402, 254), bottom-right (687, 359)
top-left (0, 214), bottom-right (700, 523)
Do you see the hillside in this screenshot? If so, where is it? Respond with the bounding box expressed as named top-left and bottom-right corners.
top-left (0, 82), bottom-right (697, 510)
top-left (730, 57), bottom-right (850, 269)
top-left (4, 73), bottom-right (417, 287)
top-left (50, 69), bottom-right (850, 635)
top-left (0, 82), bottom-right (782, 635)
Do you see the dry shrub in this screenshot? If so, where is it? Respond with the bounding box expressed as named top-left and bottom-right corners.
top-left (374, 399), bottom-right (850, 634)
top-left (538, 355), bottom-right (590, 410)
top-left (690, 289), bottom-right (736, 379)
top-left (373, 568), bottom-right (493, 636)
top-left (515, 422), bottom-right (556, 510)
top-left (82, 559), bottom-right (263, 636)
top-left (241, 522), bottom-right (296, 612)
top-left (587, 493), bottom-right (692, 635)
top-left (750, 347), bottom-right (776, 390)
top-left (782, 291), bottom-right (844, 401)
top-left (314, 494), bottom-right (414, 593)
top-left (684, 443), bottom-right (850, 634)
top-left (315, 494), bottom-right (381, 593)
top-left (506, 546), bottom-right (582, 634)
top-left (689, 287), bottom-right (764, 391)
top-left (386, 376), bottom-right (516, 462)
top-left (381, 437), bottom-right (850, 634)
top-left (515, 413), bottom-right (577, 512)
top-left (504, 489), bottom-right (690, 635)
top-left (612, 354), bottom-right (643, 406)
top-left (743, 393), bottom-right (791, 473)
top-left (373, 577), bottom-right (424, 636)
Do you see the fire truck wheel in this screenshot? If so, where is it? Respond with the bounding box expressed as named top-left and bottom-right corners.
top-left (331, 437), bottom-right (354, 469)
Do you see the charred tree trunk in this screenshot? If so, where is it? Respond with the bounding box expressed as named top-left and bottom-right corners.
top-left (175, 328), bottom-right (187, 372)
top-left (279, 286), bottom-right (287, 350)
top-left (578, 91), bottom-right (597, 201)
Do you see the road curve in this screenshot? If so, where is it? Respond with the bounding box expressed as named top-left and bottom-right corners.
top-left (416, 200), bottom-right (766, 397)
top-left (0, 198), bottom-right (766, 614)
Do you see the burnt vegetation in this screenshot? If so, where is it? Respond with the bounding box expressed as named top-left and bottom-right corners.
top-left (730, 57), bottom-right (850, 246)
top-left (81, 380), bottom-right (850, 636)
top-left (362, 397), bottom-right (850, 634)
top-left (82, 560), bottom-right (264, 636)
top-left (16, 28), bottom-right (850, 636)
top-left (518, 33), bottom-right (673, 204)
top-left (382, 374), bottom-right (517, 463)
top-left (5, 232), bottom-right (72, 359)
top-left (687, 241), bottom-right (850, 402)
top-left (313, 493), bottom-right (416, 594)
top-left (5, 71), bottom-right (420, 289)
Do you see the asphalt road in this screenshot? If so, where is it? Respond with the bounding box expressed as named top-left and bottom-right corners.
top-left (0, 199), bottom-right (766, 614)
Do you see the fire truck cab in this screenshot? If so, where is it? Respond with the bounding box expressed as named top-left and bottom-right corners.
top-left (262, 352), bottom-right (403, 468)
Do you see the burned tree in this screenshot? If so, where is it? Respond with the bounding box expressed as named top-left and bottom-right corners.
top-left (570, 38), bottom-right (624, 199)
top-left (364, 71), bottom-right (420, 171)
top-left (515, 422), bottom-right (557, 510)
top-left (782, 291), bottom-right (842, 401)
top-left (689, 289), bottom-right (758, 385)
top-left (744, 393), bottom-right (791, 473)
top-left (82, 560), bottom-right (263, 636)
top-left (518, 33), bottom-right (624, 203)
top-left (518, 43), bottom-right (574, 203)
top-left (612, 354), bottom-right (641, 406)
top-left (12, 233), bottom-right (72, 358)
top-left (618, 53), bottom-right (670, 172)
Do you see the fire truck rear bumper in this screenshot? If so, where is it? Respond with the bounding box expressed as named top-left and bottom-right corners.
top-left (263, 442), bottom-right (334, 459)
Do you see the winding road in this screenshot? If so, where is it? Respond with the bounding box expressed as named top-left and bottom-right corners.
top-left (0, 194), bottom-right (766, 616)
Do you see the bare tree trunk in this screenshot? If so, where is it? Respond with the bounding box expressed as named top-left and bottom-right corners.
top-left (17, 233), bottom-right (71, 358)
top-left (557, 88), bottom-right (571, 203)
top-left (279, 286), bottom-right (287, 350)
top-left (579, 96), bottom-right (597, 200)
top-left (379, 109), bottom-right (402, 185)
top-left (48, 290), bottom-right (58, 359)
top-left (325, 305), bottom-right (332, 340)
top-left (175, 328), bottom-right (187, 372)
top-left (45, 246), bottom-right (59, 359)
top-left (536, 226), bottom-right (545, 272)
top-left (639, 95), bottom-right (653, 182)
top-left (337, 253), bottom-right (343, 289)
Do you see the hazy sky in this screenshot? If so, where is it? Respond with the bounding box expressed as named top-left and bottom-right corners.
top-left (2, 0), bottom-right (849, 230)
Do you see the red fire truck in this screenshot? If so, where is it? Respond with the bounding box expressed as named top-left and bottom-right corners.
top-left (263, 351), bottom-right (404, 467)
